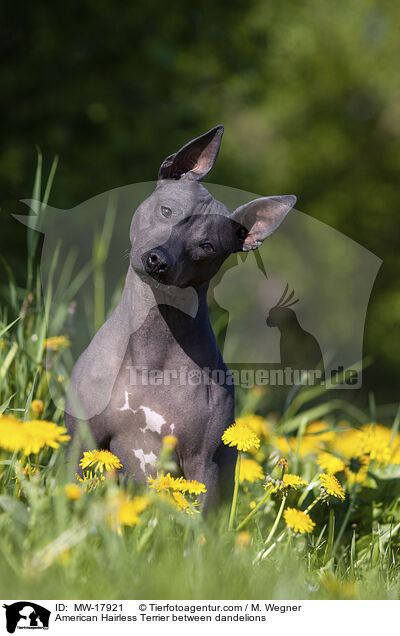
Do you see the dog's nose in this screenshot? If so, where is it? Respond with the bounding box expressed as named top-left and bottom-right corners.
top-left (144, 249), bottom-right (170, 275)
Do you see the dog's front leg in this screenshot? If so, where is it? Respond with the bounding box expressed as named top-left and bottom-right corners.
top-left (183, 445), bottom-right (237, 515)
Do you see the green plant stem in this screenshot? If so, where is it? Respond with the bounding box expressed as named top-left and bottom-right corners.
top-left (284, 528), bottom-right (293, 557)
top-left (183, 524), bottom-right (190, 547)
top-left (255, 528), bottom-right (286, 563)
top-left (297, 474), bottom-right (320, 508)
top-left (304, 494), bottom-right (322, 514)
top-left (264, 495), bottom-right (287, 546)
top-left (323, 507), bottom-right (335, 565)
top-left (235, 485), bottom-right (273, 531)
top-left (332, 484), bottom-right (357, 558)
top-left (257, 493), bottom-right (323, 561)
top-left (228, 450), bottom-right (242, 531)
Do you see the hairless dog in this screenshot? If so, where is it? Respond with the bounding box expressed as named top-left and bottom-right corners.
top-left (65, 125), bottom-right (296, 511)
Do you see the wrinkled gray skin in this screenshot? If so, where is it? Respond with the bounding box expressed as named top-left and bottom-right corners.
top-left (65, 125), bottom-right (296, 512)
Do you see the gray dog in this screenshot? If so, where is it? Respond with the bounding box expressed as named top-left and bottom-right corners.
top-left (65, 125), bottom-right (296, 510)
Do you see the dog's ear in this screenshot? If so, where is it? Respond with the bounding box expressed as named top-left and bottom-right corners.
top-left (232, 195), bottom-right (296, 251)
top-left (158, 125), bottom-right (224, 181)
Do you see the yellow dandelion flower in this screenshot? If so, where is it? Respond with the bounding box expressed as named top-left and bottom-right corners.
top-left (249, 500), bottom-right (257, 509)
top-left (147, 472), bottom-right (206, 495)
top-left (179, 478), bottom-right (207, 495)
top-left (118, 500), bottom-right (145, 526)
top-left (0, 415), bottom-right (69, 455)
top-left (162, 435), bottom-right (178, 451)
top-left (283, 474), bottom-right (308, 488)
top-left (317, 451), bottom-right (346, 474)
top-left (222, 421), bottom-right (260, 452)
top-left (390, 447), bottom-right (400, 464)
top-left (44, 335), bottom-right (71, 351)
top-left (334, 424), bottom-right (400, 468)
top-left (75, 469), bottom-right (105, 491)
top-left (335, 424), bottom-right (400, 465)
top-left (333, 428), bottom-right (361, 459)
top-left (284, 508), bottom-right (315, 533)
top-left (267, 474), bottom-right (308, 492)
top-left (239, 458), bottom-right (264, 483)
top-left (235, 531), bottom-right (252, 548)
top-left (22, 420), bottom-right (70, 454)
top-left (79, 449), bottom-right (122, 473)
top-left (320, 473), bottom-right (345, 500)
top-left (65, 483), bottom-right (81, 501)
top-left (172, 491), bottom-right (190, 511)
top-left (347, 466), bottom-right (368, 487)
top-left (30, 399), bottom-right (44, 416)
top-left (332, 427), bottom-right (372, 482)
top-left (346, 456), bottom-right (370, 486)
top-left (156, 489), bottom-right (199, 515)
top-left (0, 414), bottom-right (30, 452)
top-left (236, 414), bottom-right (269, 439)
top-left (147, 472), bottom-right (182, 492)
top-left (171, 491), bottom-right (199, 515)
top-left (357, 424), bottom-right (396, 466)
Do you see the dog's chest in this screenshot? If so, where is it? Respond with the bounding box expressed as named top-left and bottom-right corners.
top-left (111, 366), bottom-right (232, 443)
top-left (103, 304), bottom-right (234, 477)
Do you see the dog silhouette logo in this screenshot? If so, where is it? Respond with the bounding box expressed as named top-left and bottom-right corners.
top-left (14, 181), bottom-right (381, 395)
top-left (2, 602), bottom-right (50, 633)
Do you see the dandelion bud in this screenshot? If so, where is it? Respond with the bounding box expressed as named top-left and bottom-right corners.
top-left (235, 531), bottom-right (252, 548)
top-left (278, 458), bottom-right (288, 471)
top-left (65, 483), bottom-right (81, 501)
top-left (31, 399), bottom-right (44, 416)
top-left (162, 435), bottom-right (178, 452)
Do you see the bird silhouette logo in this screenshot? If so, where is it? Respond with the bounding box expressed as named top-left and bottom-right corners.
top-left (266, 283), bottom-right (325, 378)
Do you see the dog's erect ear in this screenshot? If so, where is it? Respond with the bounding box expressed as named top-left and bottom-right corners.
top-left (232, 195), bottom-right (296, 251)
top-left (158, 125), bottom-right (224, 181)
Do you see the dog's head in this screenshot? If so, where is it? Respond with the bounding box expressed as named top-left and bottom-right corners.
top-left (129, 125), bottom-right (296, 289)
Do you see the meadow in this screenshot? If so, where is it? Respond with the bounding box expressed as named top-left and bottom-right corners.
top-left (1, 162), bottom-right (400, 601)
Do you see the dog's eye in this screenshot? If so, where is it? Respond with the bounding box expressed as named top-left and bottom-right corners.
top-left (160, 206), bottom-right (172, 218)
top-left (200, 242), bottom-right (214, 254)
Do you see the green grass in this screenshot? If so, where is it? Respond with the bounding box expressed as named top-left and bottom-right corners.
top-left (1, 159), bottom-right (400, 600)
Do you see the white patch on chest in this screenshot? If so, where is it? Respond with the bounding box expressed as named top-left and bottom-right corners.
top-left (139, 405), bottom-right (165, 434)
top-left (119, 391), bottom-right (175, 435)
top-left (133, 448), bottom-right (157, 474)
top-left (119, 391), bottom-right (134, 413)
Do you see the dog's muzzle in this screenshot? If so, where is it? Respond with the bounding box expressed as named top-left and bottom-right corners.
top-left (142, 248), bottom-right (171, 280)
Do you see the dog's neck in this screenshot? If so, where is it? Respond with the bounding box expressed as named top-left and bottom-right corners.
top-left (116, 267), bottom-right (219, 370)
top-left (121, 266), bottom-right (212, 334)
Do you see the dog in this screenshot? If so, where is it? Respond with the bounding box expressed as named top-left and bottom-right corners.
top-left (65, 125), bottom-right (296, 511)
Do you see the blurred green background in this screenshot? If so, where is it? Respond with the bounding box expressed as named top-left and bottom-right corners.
top-left (1, 0), bottom-right (399, 402)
